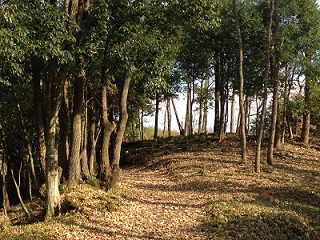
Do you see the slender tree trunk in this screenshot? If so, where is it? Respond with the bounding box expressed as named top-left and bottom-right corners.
top-left (185, 80), bottom-right (192, 136)
top-left (219, 73), bottom-right (226, 142)
top-left (301, 70), bottom-right (311, 145)
top-left (81, 104), bottom-right (90, 180)
top-left (11, 163), bottom-right (30, 218)
top-left (267, 0), bottom-right (280, 165)
top-left (88, 100), bottom-right (100, 176)
top-left (274, 104), bottom-right (281, 147)
top-left (171, 97), bottom-right (184, 135)
top-left (154, 94), bottom-right (160, 140)
top-left (110, 72), bottom-right (132, 189)
top-left (202, 72), bottom-right (209, 133)
top-left (140, 110), bottom-right (144, 141)
top-left (166, 98), bottom-right (171, 137)
top-left (214, 50), bottom-right (221, 133)
top-left (233, 0), bottom-right (247, 163)
top-left (230, 88), bottom-right (235, 133)
top-left (0, 124), bottom-right (10, 216)
top-left (68, 68), bottom-right (85, 187)
top-left (255, 0), bottom-right (274, 173)
top-left (58, 80), bottom-right (69, 181)
top-left (198, 80), bottom-right (204, 134)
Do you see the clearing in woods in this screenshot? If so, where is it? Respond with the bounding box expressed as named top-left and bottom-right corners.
top-left (1, 135), bottom-right (319, 239)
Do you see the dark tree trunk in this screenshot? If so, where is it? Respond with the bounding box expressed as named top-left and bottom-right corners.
top-left (214, 50), bottom-right (221, 133)
top-left (219, 70), bottom-right (226, 142)
top-left (58, 80), bottom-right (69, 182)
top-left (32, 66), bottom-right (46, 181)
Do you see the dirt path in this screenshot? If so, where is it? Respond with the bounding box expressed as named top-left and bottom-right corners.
top-left (89, 167), bottom-right (212, 240)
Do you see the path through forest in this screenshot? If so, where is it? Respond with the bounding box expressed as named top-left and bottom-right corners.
top-left (96, 167), bottom-right (212, 239)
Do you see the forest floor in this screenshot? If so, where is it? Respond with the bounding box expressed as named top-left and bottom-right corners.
top-left (1, 134), bottom-right (320, 239)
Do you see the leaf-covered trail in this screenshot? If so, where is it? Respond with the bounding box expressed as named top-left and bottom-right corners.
top-left (102, 167), bottom-right (212, 239)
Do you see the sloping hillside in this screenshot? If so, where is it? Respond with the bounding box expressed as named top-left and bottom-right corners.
top-left (1, 135), bottom-right (319, 239)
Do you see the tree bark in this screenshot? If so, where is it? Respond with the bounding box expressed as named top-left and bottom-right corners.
top-left (301, 73), bottom-right (311, 145)
top-left (166, 98), bottom-right (171, 137)
top-left (45, 63), bottom-right (69, 221)
top-left (81, 104), bottom-right (90, 180)
top-left (233, 0), bottom-right (247, 163)
top-left (202, 72), bottom-right (209, 134)
top-left (230, 88), bottom-right (235, 133)
top-left (171, 97), bottom-right (184, 135)
top-left (100, 84), bottom-right (116, 187)
top-left (58, 80), bottom-right (69, 181)
top-left (214, 50), bottom-right (221, 133)
top-left (68, 68), bottom-right (85, 187)
top-left (184, 80), bottom-right (192, 136)
top-left (110, 72), bottom-right (132, 189)
top-left (154, 94), bottom-right (159, 140)
top-left (267, 0), bottom-right (280, 165)
top-left (255, 0), bottom-right (274, 173)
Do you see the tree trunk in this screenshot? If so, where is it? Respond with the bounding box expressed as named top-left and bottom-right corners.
top-left (45, 62), bottom-right (68, 221)
top-left (68, 68), bottom-right (85, 187)
top-left (171, 97), bottom-right (184, 135)
top-left (154, 94), bottom-right (159, 140)
top-left (230, 88), bottom-right (235, 133)
top-left (166, 98), bottom-right (171, 137)
top-left (233, 0), bottom-right (247, 163)
top-left (214, 50), bottom-right (221, 133)
top-left (110, 72), bottom-right (132, 189)
top-left (88, 99), bottom-right (100, 176)
top-left (185, 80), bottom-right (192, 136)
top-left (81, 104), bottom-right (90, 180)
top-left (139, 110), bottom-right (144, 141)
top-left (202, 72), bottom-right (209, 133)
top-left (267, 0), bottom-right (280, 165)
top-left (219, 71), bottom-right (226, 142)
top-left (58, 80), bottom-right (69, 182)
top-left (301, 72), bottom-right (311, 145)
top-left (0, 124), bottom-right (10, 216)
top-left (100, 84), bottom-right (116, 187)
top-left (255, 0), bottom-right (274, 173)
top-left (198, 80), bottom-right (204, 134)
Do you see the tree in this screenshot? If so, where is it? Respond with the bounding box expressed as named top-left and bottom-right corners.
top-left (232, 0), bottom-right (247, 163)
top-left (255, 0), bottom-right (274, 173)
